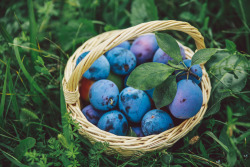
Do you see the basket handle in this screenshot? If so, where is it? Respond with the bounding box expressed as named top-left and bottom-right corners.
top-left (66, 20), bottom-right (205, 93)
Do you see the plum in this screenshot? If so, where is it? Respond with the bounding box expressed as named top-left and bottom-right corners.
top-left (76, 51), bottom-right (110, 81)
top-left (76, 51), bottom-right (90, 65)
top-left (179, 45), bottom-right (186, 59)
top-left (89, 80), bottom-right (119, 111)
top-left (169, 80), bottom-right (203, 119)
top-left (145, 88), bottom-right (154, 98)
top-left (81, 105), bottom-right (104, 125)
top-left (130, 34), bottom-right (159, 64)
top-left (107, 47), bottom-right (136, 75)
top-left (119, 87), bottom-right (151, 123)
top-left (153, 45), bottom-right (186, 64)
top-left (105, 41), bottom-right (130, 55)
top-left (176, 59), bottom-right (202, 84)
top-left (97, 110), bottom-right (128, 136)
top-left (123, 74), bottom-right (130, 88)
top-left (131, 126), bottom-right (144, 137)
top-left (141, 109), bottom-right (174, 136)
top-left (79, 78), bottom-right (94, 102)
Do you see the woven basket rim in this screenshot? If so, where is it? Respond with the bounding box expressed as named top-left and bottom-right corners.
top-left (63, 20), bottom-right (211, 157)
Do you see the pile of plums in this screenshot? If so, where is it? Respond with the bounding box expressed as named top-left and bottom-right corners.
top-left (76, 34), bottom-right (203, 137)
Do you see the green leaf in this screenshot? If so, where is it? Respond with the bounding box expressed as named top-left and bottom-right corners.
top-left (161, 154), bottom-right (173, 165)
top-left (155, 33), bottom-right (182, 63)
top-left (199, 141), bottom-right (208, 158)
top-left (153, 76), bottom-right (177, 108)
top-left (225, 40), bottom-right (237, 53)
top-left (205, 51), bottom-right (248, 117)
top-left (168, 61), bottom-right (186, 70)
top-left (191, 48), bottom-right (217, 65)
top-left (127, 62), bottom-right (175, 90)
top-left (130, 0), bottom-right (158, 26)
top-left (20, 108), bottom-right (39, 126)
top-left (14, 137), bottom-right (36, 160)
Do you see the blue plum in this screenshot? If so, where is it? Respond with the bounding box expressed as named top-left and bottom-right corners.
top-left (169, 80), bottom-right (203, 119)
top-left (176, 59), bottom-right (202, 84)
top-left (76, 51), bottom-right (90, 65)
top-left (107, 47), bottom-right (136, 75)
top-left (131, 126), bottom-right (144, 137)
top-left (76, 52), bottom-right (110, 81)
top-left (145, 88), bottom-right (154, 98)
top-left (130, 34), bottom-right (159, 64)
top-left (97, 110), bottom-right (128, 136)
top-left (89, 80), bottom-right (119, 111)
top-left (105, 41), bottom-right (130, 55)
top-left (119, 87), bottom-right (151, 123)
top-left (153, 45), bottom-right (186, 64)
top-left (81, 105), bottom-right (104, 125)
top-left (141, 109), bottom-right (174, 136)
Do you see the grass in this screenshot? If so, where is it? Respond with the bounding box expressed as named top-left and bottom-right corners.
top-left (0, 0), bottom-right (249, 166)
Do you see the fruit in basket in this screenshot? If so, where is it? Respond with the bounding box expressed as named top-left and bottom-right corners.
top-left (76, 52), bottom-right (110, 81)
top-left (179, 45), bottom-right (186, 59)
top-left (145, 88), bottom-right (154, 98)
top-left (130, 34), bottom-right (159, 64)
top-left (79, 78), bottom-right (94, 102)
top-left (119, 87), bottom-right (151, 123)
top-left (107, 47), bottom-right (136, 75)
top-left (131, 126), bottom-right (144, 137)
top-left (169, 79), bottom-right (203, 119)
top-left (81, 105), bottom-right (104, 125)
top-left (176, 59), bottom-right (202, 84)
top-left (76, 51), bottom-right (90, 65)
top-left (97, 110), bottom-right (128, 136)
top-left (105, 41), bottom-right (130, 55)
top-left (141, 109), bottom-right (174, 136)
top-left (153, 45), bottom-right (186, 64)
top-left (89, 80), bottom-right (119, 111)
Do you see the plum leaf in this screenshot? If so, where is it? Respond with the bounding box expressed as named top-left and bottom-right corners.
top-left (155, 33), bottom-right (183, 63)
top-left (127, 62), bottom-right (175, 90)
top-left (153, 75), bottom-right (177, 108)
top-left (191, 48), bottom-right (217, 65)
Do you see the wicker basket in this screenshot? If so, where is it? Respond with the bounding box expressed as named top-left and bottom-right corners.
top-left (63, 20), bottom-right (211, 157)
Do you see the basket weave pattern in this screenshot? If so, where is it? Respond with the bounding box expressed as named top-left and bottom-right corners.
top-left (63, 20), bottom-right (211, 157)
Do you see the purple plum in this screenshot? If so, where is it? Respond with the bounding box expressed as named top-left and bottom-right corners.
top-left (169, 80), bottom-right (203, 119)
top-left (81, 105), bottom-right (104, 125)
top-left (130, 34), bottom-right (159, 64)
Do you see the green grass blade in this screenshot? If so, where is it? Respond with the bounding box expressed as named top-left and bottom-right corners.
top-left (27, 0), bottom-right (38, 64)
top-left (203, 131), bottom-right (229, 152)
top-left (7, 61), bottom-right (20, 119)
top-left (0, 59), bottom-right (9, 126)
top-left (0, 149), bottom-right (29, 167)
top-left (60, 63), bottom-right (71, 144)
top-left (0, 24), bottom-right (13, 43)
top-left (13, 38), bottom-right (59, 111)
